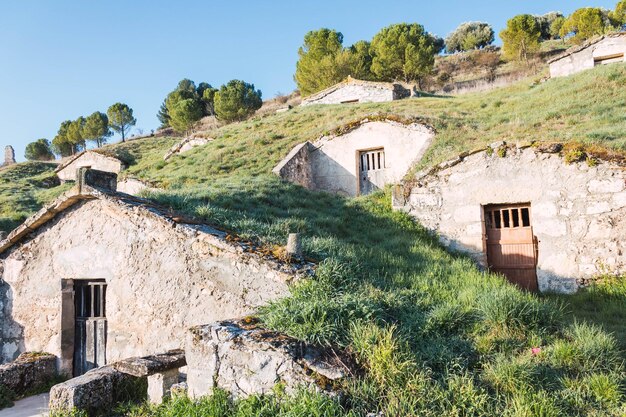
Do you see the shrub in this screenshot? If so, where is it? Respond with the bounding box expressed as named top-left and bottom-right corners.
top-left (445, 22), bottom-right (495, 53)
top-left (214, 80), bottom-right (263, 122)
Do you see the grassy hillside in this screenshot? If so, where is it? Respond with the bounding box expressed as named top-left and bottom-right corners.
top-left (7, 65), bottom-right (626, 416)
top-left (126, 63), bottom-right (626, 189)
top-left (0, 162), bottom-right (70, 233)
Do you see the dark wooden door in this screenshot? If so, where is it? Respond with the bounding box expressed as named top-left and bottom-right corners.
top-left (358, 148), bottom-right (386, 195)
top-left (73, 280), bottom-right (107, 376)
top-left (484, 204), bottom-right (538, 291)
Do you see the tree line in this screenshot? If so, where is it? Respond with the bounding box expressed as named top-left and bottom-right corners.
top-left (157, 78), bottom-right (263, 136)
top-left (296, 1), bottom-right (626, 96)
top-left (25, 103), bottom-right (136, 161)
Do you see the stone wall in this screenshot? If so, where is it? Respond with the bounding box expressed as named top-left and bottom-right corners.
top-left (186, 320), bottom-right (348, 399)
top-left (57, 151), bottom-right (125, 182)
top-left (301, 78), bottom-right (410, 106)
top-left (0, 196), bottom-right (303, 374)
top-left (393, 145), bottom-right (626, 293)
top-left (0, 352), bottom-right (56, 395)
top-left (275, 121), bottom-right (434, 196)
top-left (271, 142), bottom-right (314, 189)
top-left (549, 34), bottom-right (626, 78)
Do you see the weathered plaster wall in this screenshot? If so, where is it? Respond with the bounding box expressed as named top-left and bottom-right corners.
top-left (57, 152), bottom-right (124, 182)
top-left (0, 198), bottom-right (297, 372)
top-left (550, 35), bottom-right (626, 78)
top-left (393, 146), bottom-right (626, 293)
top-left (308, 121), bottom-right (434, 196)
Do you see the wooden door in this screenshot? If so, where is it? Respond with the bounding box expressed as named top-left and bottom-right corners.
top-left (73, 280), bottom-right (107, 376)
top-left (484, 204), bottom-right (538, 291)
top-left (358, 148), bottom-right (386, 195)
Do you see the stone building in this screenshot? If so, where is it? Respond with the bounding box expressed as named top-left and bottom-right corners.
top-left (2, 146), bottom-right (16, 167)
top-left (300, 76), bottom-right (412, 106)
top-left (0, 169), bottom-right (305, 376)
top-left (55, 150), bottom-right (126, 182)
top-left (393, 144), bottom-right (626, 293)
top-left (549, 32), bottom-right (626, 78)
top-left (273, 118), bottom-right (434, 196)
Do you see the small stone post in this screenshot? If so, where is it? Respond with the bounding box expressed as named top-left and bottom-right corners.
top-left (147, 368), bottom-right (180, 404)
top-left (286, 233), bottom-right (302, 260)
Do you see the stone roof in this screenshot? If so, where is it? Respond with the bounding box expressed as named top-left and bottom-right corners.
top-left (302, 76), bottom-right (407, 102)
top-left (547, 31), bottom-right (626, 64)
top-left (0, 171), bottom-right (314, 276)
top-left (54, 150), bottom-right (125, 173)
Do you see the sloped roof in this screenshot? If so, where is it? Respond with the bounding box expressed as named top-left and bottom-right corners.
top-left (302, 76), bottom-right (408, 102)
top-left (55, 150), bottom-right (124, 173)
top-left (548, 32), bottom-right (626, 64)
top-left (0, 179), bottom-right (313, 275)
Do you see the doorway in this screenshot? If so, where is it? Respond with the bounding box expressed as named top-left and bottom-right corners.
top-left (358, 148), bottom-right (386, 195)
top-left (73, 280), bottom-right (108, 376)
top-left (484, 204), bottom-right (538, 291)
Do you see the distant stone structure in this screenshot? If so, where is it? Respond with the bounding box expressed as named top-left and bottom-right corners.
top-left (393, 143), bottom-right (626, 294)
top-left (3, 146), bottom-right (16, 167)
top-left (55, 150), bottom-right (126, 182)
top-left (300, 76), bottom-right (412, 106)
top-left (163, 136), bottom-right (212, 161)
top-left (549, 32), bottom-right (626, 78)
top-left (273, 118), bottom-right (434, 196)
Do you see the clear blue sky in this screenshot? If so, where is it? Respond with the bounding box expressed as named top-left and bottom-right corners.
top-left (0, 0), bottom-right (617, 161)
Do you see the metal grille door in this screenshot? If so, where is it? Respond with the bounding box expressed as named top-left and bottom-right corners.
top-left (359, 148), bottom-right (386, 195)
top-left (484, 204), bottom-right (538, 291)
top-left (74, 280), bottom-right (107, 376)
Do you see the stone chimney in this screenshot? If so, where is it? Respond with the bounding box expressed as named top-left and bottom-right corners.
top-left (3, 146), bottom-right (15, 166)
top-left (77, 167), bottom-right (118, 193)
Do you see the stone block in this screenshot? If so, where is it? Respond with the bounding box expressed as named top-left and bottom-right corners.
top-left (612, 191), bottom-right (626, 209)
top-left (147, 368), bottom-right (179, 405)
top-left (586, 201), bottom-right (611, 215)
top-left (0, 352), bottom-right (56, 395)
top-left (112, 350), bottom-right (185, 377)
top-left (49, 366), bottom-right (143, 413)
top-left (588, 179), bottom-right (624, 194)
top-left (186, 320), bottom-right (350, 399)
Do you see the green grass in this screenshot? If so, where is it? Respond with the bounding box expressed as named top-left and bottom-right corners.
top-left (554, 275), bottom-right (626, 352)
top-left (0, 162), bottom-right (71, 233)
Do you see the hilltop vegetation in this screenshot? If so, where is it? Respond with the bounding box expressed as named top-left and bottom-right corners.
top-left (125, 63), bottom-right (626, 189)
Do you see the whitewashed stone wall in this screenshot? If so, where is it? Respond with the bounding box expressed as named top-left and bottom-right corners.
top-left (550, 35), bottom-right (626, 78)
top-left (57, 152), bottom-right (125, 182)
top-left (275, 121), bottom-right (434, 196)
top-left (301, 79), bottom-right (410, 106)
top-left (0, 197), bottom-right (300, 373)
top-left (393, 146), bottom-right (626, 293)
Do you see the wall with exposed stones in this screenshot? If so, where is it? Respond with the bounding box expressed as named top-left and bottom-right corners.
top-left (301, 78), bottom-right (411, 106)
top-left (393, 144), bottom-right (626, 293)
top-left (274, 121), bottom-right (434, 196)
top-left (0, 196), bottom-right (303, 374)
top-left (57, 151), bottom-right (125, 182)
top-left (549, 34), bottom-right (626, 78)
top-left (186, 320), bottom-right (347, 399)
